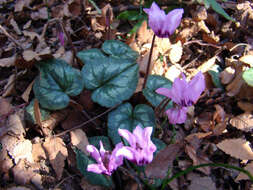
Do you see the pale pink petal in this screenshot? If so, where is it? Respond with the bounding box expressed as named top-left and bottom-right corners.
top-left (164, 8), bottom-right (184, 35)
top-left (155, 87), bottom-right (171, 98)
top-left (87, 163), bottom-right (105, 174)
top-left (86, 145), bottom-right (102, 164)
top-left (110, 142), bottom-right (124, 169)
top-left (99, 141), bottom-right (106, 159)
top-left (142, 127), bottom-right (153, 147)
top-left (116, 146), bottom-right (135, 161)
top-left (187, 72), bottom-right (205, 102)
top-left (165, 107), bottom-right (188, 124)
top-left (132, 125), bottom-right (145, 146)
top-left (118, 128), bottom-right (136, 147)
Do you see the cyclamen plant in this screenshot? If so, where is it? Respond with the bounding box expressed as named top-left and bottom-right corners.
top-left (142, 2), bottom-right (184, 89)
top-left (87, 126), bottom-right (156, 175)
top-left (156, 72), bottom-right (205, 124)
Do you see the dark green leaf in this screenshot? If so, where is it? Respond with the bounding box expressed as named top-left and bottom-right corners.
top-left (75, 148), bottom-right (113, 187)
top-left (88, 136), bottom-right (112, 151)
top-left (108, 103), bottom-right (155, 145)
top-left (33, 59), bottom-right (84, 110)
top-left (204, 0), bottom-right (234, 21)
top-left (77, 49), bottom-right (106, 64)
top-left (117, 10), bottom-right (141, 21)
top-left (143, 75), bottom-right (173, 109)
top-left (81, 57), bottom-right (139, 107)
top-left (102, 40), bottom-right (138, 61)
top-left (243, 68), bottom-right (253, 87)
top-left (208, 64), bottom-right (223, 89)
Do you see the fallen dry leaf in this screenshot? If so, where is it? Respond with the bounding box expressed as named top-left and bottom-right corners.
top-left (21, 79), bottom-right (35, 102)
top-left (6, 186), bottom-right (31, 190)
top-left (145, 143), bottom-right (183, 179)
top-left (137, 20), bottom-right (153, 45)
top-left (185, 144), bottom-right (211, 175)
top-left (168, 41), bottom-right (183, 64)
top-left (188, 176), bottom-right (216, 190)
top-left (229, 113), bottom-right (253, 132)
top-left (32, 143), bottom-right (47, 162)
top-left (43, 137), bottom-right (68, 180)
top-left (237, 101), bottom-right (253, 112)
top-left (236, 162), bottom-right (253, 181)
top-left (80, 177), bottom-right (107, 190)
top-left (0, 56), bottom-right (16, 67)
top-left (217, 138), bottom-right (253, 160)
top-left (70, 129), bottom-right (89, 155)
top-left (239, 55), bottom-right (253, 66)
top-left (2, 74), bottom-right (16, 97)
top-left (220, 66), bottom-right (235, 85)
top-left (0, 97), bottom-right (12, 116)
top-left (185, 132), bottom-right (212, 142)
top-left (12, 160), bottom-right (36, 185)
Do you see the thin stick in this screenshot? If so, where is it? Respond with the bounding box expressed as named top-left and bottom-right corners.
top-left (142, 35), bottom-right (156, 90)
top-left (0, 25), bottom-right (23, 49)
top-left (54, 104), bottom-right (119, 137)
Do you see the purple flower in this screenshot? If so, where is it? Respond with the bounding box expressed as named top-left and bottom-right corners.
top-left (86, 141), bottom-right (124, 175)
top-left (156, 72), bottom-right (205, 124)
top-left (117, 125), bottom-right (157, 166)
top-left (58, 31), bottom-right (64, 46)
top-left (143, 2), bottom-right (184, 38)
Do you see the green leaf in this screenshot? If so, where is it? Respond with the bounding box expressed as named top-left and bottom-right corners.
top-left (25, 99), bottom-right (50, 124)
top-left (74, 148), bottom-right (113, 187)
top-left (78, 40), bottom-right (139, 108)
top-left (88, 136), bottom-right (112, 151)
top-left (33, 59), bottom-right (84, 110)
top-left (243, 68), bottom-right (253, 87)
top-left (77, 49), bottom-right (106, 64)
top-left (117, 10), bottom-right (141, 21)
top-left (204, 0), bottom-right (234, 21)
top-left (208, 64), bottom-right (224, 89)
top-left (108, 103), bottom-right (156, 145)
top-left (102, 40), bottom-right (138, 61)
top-left (143, 75), bottom-right (173, 109)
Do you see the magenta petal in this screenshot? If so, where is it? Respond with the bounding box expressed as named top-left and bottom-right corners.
top-left (116, 146), bottom-right (135, 161)
top-left (110, 142), bottom-right (124, 169)
top-left (168, 75), bottom-right (188, 104)
top-left (187, 72), bottom-right (205, 102)
top-left (87, 164), bottom-right (105, 174)
top-left (118, 128), bottom-right (136, 147)
top-left (86, 145), bottom-right (102, 164)
top-left (165, 8), bottom-right (184, 35)
top-left (166, 107), bottom-right (188, 124)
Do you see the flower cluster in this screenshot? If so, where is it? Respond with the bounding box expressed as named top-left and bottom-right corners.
top-left (143, 2), bottom-right (184, 38)
top-left (156, 72), bottom-right (205, 124)
top-left (87, 125), bottom-right (156, 175)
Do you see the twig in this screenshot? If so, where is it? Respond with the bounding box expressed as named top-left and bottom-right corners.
top-left (0, 24), bottom-right (24, 49)
top-left (54, 104), bottom-right (120, 137)
top-left (183, 40), bottom-right (221, 49)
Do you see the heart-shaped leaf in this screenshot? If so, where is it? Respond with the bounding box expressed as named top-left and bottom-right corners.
top-left (33, 59), bottom-right (84, 110)
top-left (102, 40), bottom-right (138, 61)
top-left (78, 40), bottom-right (139, 108)
top-left (243, 68), bottom-right (253, 87)
top-left (75, 148), bottom-right (113, 187)
top-left (143, 75), bottom-right (173, 109)
top-left (108, 103), bottom-right (155, 145)
top-left (88, 136), bottom-right (112, 151)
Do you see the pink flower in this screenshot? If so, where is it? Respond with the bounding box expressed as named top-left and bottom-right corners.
top-left (117, 125), bottom-right (157, 166)
top-left (156, 72), bottom-right (205, 124)
top-left (58, 31), bottom-right (64, 46)
top-left (143, 2), bottom-right (184, 38)
top-left (86, 141), bottom-right (124, 175)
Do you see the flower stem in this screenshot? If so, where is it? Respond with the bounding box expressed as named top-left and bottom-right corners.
top-left (142, 34), bottom-right (156, 90)
top-left (161, 163), bottom-right (253, 190)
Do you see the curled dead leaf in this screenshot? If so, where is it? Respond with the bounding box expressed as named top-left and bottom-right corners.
top-left (230, 113), bottom-right (253, 132)
top-left (217, 138), bottom-right (253, 160)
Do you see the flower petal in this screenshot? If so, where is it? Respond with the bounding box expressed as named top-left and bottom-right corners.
top-left (143, 2), bottom-right (167, 37)
top-left (155, 87), bottom-right (171, 98)
top-left (86, 145), bottom-right (102, 164)
top-left (116, 146), bottom-right (135, 161)
top-left (164, 8), bottom-right (184, 36)
top-left (165, 107), bottom-right (188, 124)
top-left (99, 141), bottom-right (106, 159)
top-left (118, 128), bottom-right (136, 147)
top-left (110, 142), bottom-right (124, 168)
top-left (87, 163), bottom-right (105, 174)
top-left (187, 72), bottom-right (205, 102)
